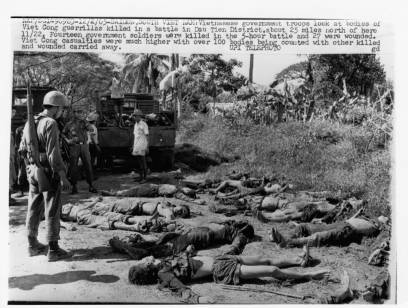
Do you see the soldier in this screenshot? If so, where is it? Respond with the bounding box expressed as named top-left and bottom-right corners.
top-left (9, 108), bottom-right (17, 205)
top-left (15, 124), bottom-right (28, 197)
top-left (19, 91), bottom-right (72, 262)
top-left (63, 108), bottom-right (97, 194)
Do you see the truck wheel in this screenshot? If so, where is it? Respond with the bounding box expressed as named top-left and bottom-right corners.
top-left (149, 148), bottom-right (174, 171)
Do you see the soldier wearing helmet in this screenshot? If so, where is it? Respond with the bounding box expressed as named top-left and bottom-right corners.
top-left (132, 109), bottom-right (149, 182)
top-left (63, 107), bottom-right (98, 195)
top-left (19, 90), bottom-right (73, 262)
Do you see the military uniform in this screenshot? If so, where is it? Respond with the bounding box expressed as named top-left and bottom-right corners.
top-left (20, 111), bottom-right (66, 243)
top-left (63, 117), bottom-right (95, 191)
top-left (20, 90), bottom-right (73, 262)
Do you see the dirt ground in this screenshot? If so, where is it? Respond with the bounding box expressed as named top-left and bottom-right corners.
top-left (8, 170), bottom-right (388, 304)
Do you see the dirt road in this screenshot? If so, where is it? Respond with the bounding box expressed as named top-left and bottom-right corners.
top-left (8, 171), bottom-right (387, 304)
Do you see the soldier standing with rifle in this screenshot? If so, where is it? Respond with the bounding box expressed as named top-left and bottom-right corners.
top-left (19, 88), bottom-right (72, 262)
top-left (63, 108), bottom-right (97, 194)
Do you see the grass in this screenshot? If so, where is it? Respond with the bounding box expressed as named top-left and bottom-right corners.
top-left (178, 114), bottom-right (391, 217)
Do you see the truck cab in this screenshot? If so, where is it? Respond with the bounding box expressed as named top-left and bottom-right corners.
top-left (96, 93), bottom-right (176, 170)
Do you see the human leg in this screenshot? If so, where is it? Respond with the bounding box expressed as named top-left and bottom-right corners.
top-left (239, 244), bottom-right (312, 268)
top-left (141, 155), bottom-right (147, 180)
top-left (80, 144), bottom-right (96, 192)
top-left (89, 143), bottom-right (96, 167)
top-left (44, 185), bottom-right (73, 262)
top-left (270, 224), bottom-right (355, 248)
top-left (239, 265), bottom-right (329, 281)
top-left (68, 145), bottom-right (80, 194)
top-left (256, 209), bottom-right (295, 223)
top-left (210, 181), bottom-right (229, 194)
top-left (26, 188), bottom-right (47, 256)
top-left (239, 256), bottom-right (301, 268)
top-left (292, 222), bottom-right (340, 238)
top-left (133, 155), bottom-right (144, 180)
top-left (17, 156), bottom-right (27, 194)
top-left (126, 215), bottom-right (156, 224)
top-left (109, 236), bottom-right (151, 260)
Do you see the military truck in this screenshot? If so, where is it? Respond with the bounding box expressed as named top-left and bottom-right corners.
top-left (11, 86), bottom-right (55, 136)
top-left (96, 93), bottom-right (176, 171)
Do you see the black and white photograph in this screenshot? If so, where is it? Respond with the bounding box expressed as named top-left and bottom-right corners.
top-left (8, 49), bottom-right (394, 303)
top-left (3, 6), bottom-right (403, 305)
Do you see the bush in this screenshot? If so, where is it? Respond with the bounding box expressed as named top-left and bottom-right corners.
top-left (178, 115), bottom-right (391, 216)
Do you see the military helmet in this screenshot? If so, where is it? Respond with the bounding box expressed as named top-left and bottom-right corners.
top-left (43, 91), bottom-right (68, 107)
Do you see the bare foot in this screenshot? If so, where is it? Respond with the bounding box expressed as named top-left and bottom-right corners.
top-left (268, 227), bottom-right (287, 247)
top-left (309, 268), bottom-right (330, 280)
top-left (300, 243), bottom-right (311, 267)
top-left (338, 270), bottom-right (353, 300)
top-left (289, 221), bottom-right (300, 227)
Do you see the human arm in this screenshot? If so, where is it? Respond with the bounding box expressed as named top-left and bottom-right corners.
top-left (316, 209), bottom-right (338, 224)
top-left (62, 123), bottom-right (80, 145)
top-left (157, 269), bottom-right (201, 304)
top-left (223, 233), bottom-right (248, 255)
top-left (44, 120), bottom-right (70, 190)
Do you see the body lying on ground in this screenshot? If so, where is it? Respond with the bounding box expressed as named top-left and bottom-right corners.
top-left (368, 239), bottom-right (390, 267)
top-left (215, 182), bottom-right (287, 203)
top-left (182, 178), bottom-right (221, 191)
top-left (127, 246), bottom-right (329, 304)
top-left (254, 200), bottom-right (339, 223)
top-left (181, 171), bottom-right (254, 192)
top-left (209, 176), bottom-right (266, 195)
top-left (209, 191), bottom-right (337, 218)
top-left (109, 220), bottom-right (254, 260)
top-left (362, 271), bottom-right (390, 303)
top-left (61, 197), bottom-right (190, 233)
top-left (99, 183), bottom-right (205, 204)
top-left (317, 270), bottom-right (355, 304)
top-left (253, 192), bottom-right (366, 223)
top-left (269, 210), bottom-right (389, 248)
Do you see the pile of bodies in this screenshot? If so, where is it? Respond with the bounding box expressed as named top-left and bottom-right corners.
top-left (59, 171), bottom-right (391, 304)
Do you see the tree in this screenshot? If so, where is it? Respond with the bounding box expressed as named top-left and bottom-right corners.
top-left (180, 54), bottom-right (245, 99)
top-left (274, 61), bottom-right (309, 82)
top-left (13, 52), bottom-right (116, 110)
top-left (121, 53), bottom-right (170, 94)
top-left (308, 54), bottom-right (386, 100)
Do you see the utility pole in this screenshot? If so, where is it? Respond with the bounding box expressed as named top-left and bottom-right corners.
top-left (170, 53), bottom-right (182, 120)
top-left (249, 54), bottom-right (254, 83)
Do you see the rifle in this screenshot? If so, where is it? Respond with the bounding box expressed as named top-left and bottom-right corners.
top-left (25, 82), bottom-right (51, 192)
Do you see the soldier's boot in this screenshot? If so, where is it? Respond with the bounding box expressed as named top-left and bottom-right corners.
top-left (47, 241), bottom-right (73, 262)
top-left (28, 236), bottom-right (48, 256)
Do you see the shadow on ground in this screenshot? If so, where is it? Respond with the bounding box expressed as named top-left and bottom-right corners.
top-left (9, 204), bottom-right (27, 227)
top-left (67, 246), bottom-right (127, 262)
top-left (9, 270), bottom-right (120, 290)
